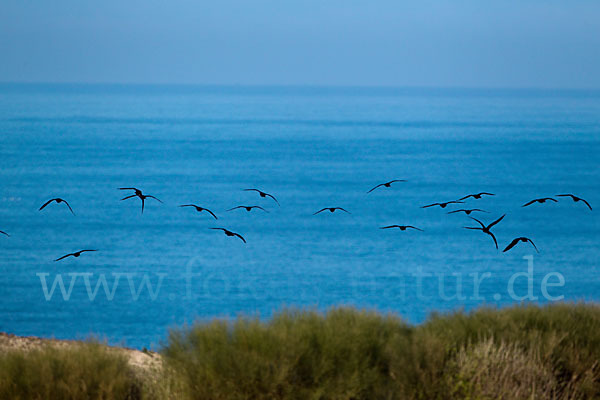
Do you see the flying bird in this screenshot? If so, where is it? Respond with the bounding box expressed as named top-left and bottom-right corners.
top-left (313, 207), bottom-right (351, 215)
top-left (447, 209), bottom-right (489, 215)
top-left (464, 214), bottom-right (506, 249)
top-left (210, 228), bottom-right (246, 243)
top-left (54, 249), bottom-right (97, 262)
top-left (179, 205), bottom-right (218, 219)
top-left (39, 198), bottom-right (75, 215)
top-left (380, 225), bottom-right (423, 231)
top-left (227, 205), bottom-right (268, 213)
top-left (244, 189), bottom-right (280, 205)
top-left (556, 194), bottom-right (592, 211)
top-left (0, 230), bottom-right (9, 237)
top-left (367, 180), bottom-right (406, 193)
top-left (422, 200), bottom-right (464, 209)
top-left (120, 188), bottom-right (162, 213)
top-left (503, 237), bottom-right (539, 253)
top-left (522, 198), bottom-right (557, 207)
top-left (459, 192), bottom-right (495, 200)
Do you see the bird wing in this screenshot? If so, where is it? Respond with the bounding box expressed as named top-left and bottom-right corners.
top-left (449, 200), bottom-right (465, 204)
top-left (464, 227), bottom-right (482, 230)
top-left (234, 233), bottom-right (246, 243)
top-left (447, 210), bottom-right (460, 214)
top-left (526, 238), bottom-right (539, 253)
top-left (313, 208), bottom-right (328, 215)
top-left (421, 203), bottom-right (438, 208)
top-left (555, 194), bottom-right (573, 198)
top-left (547, 197), bottom-right (558, 202)
top-left (205, 209), bottom-right (218, 219)
top-left (503, 238), bottom-right (520, 252)
top-left (80, 249), bottom-right (98, 253)
top-left (141, 197), bottom-right (145, 214)
top-left (0, 230), bottom-right (9, 237)
top-left (487, 232), bottom-right (499, 249)
top-left (522, 200), bottom-right (536, 207)
top-left (487, 214), bottom-right (506, 229)
top-left (380, 225), bottom-right (398, 229)
top-left (121, 194), bottom-right (136, 201)
top-left (479, 192), bottom-right (495, 196)
top-left (581, 198), bottom-right (593, 211)
top-left (209, 228), bottom-right (225, 232)
top-left (243, 189), bottom-right (259, 193)
top-left (54, 253), bottom-right (73, 262)
top-left (146, 195), bottom-right (163, 203)
top-left (337, 207), bottom-right (351, 214)
top-left (407, 226), bottom-right (423, 231)
top-left (389, 179), bottom-right (406, 184)
top-left (458, 195), bottom-right (473, 201)
top-left (473, 209), bottom-right (489, 213)
top-left (39, 199), bottom-right (55, 211)
top-left (227, 206), bottom-right (244, 211)
top-left (119, 187), bottom-right (139, 191)
top-left (62, 199), bottom-right (75, 215)
top-left (367, 183), bottom-right (384, 193)
top-left (469, 217), bottom-right (486, 229)
top-left (265, 193), bottom-right (280, 205)
top-left (179, 204), bottom-right (195, 208)
top-left (254, 206), bottom-right (269, 212)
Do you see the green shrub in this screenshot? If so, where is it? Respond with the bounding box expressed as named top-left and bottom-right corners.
top-left (0, 341), bottom-right (144, 400)
top-left (163, 303), bottom-right (600, 400)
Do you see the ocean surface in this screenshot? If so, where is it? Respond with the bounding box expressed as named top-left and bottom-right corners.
top-left (0, 84), bottom-right (599, 349)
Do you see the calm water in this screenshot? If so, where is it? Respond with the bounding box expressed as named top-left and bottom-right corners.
top-left (0, 84), bottom-right (599, 349)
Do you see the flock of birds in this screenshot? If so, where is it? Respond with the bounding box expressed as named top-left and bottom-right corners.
top-left (0, 180), bottom-right (593, 261)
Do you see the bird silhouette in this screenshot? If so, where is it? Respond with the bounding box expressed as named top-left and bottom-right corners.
top-left (422, 200), bottom-right (464, 209)
top-left (179, 204), bottom-right (218, 219)
top-left (227, 205), bottom-right (268, 213)
top-left (464, 214), bottom-right (506, 249)
top-left (380, 225), bottom-right (423, 231)
top-left (54, 249), bottom-right (97, 262)
top-left (447, 209), bottom-right (489, 215)
top-left (244, 189), bottom-right (280, 205)
top-left (0, 230), bottom-right (9, 237)
top-left (210, 228), bottom-right (246, 243)
top-left (120, 188), bottom-right (162, 213)
top-left (313, 207), bottom-right (351, 215)
top-left (39, 198), bottom-right (75, 215)
top-left (459, 192), bottom-right (495, 200)
top-left (503, 237), bottom-right (539, 253)
top-left (556, 194), bottom-right (592, 210)
top-left (522, 197), bottom-right (557, 207)
top-left (367, 180), bottom-right (406, 193)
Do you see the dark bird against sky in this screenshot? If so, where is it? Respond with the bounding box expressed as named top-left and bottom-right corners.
top-left (459, 192), bottom-right (495, 200)
top-left (39, 198), bottom-right (74, 215)
top-left (464, 214), bottom-right (506, 249)
top-left (380, 225), bottom-right (423, 231)
top-left (313, 207), bottom-right (351, 215)
top-left (244, 189), bottom-right (280, 205)
top-left (556, 194), bottom-right (592, 210)
top-left (227, 205), bottom-right (268, 213)
top-left (447, 209), bottom-right (489, 215)
top-left (422, 200), bottom-right (464, 209)
top-left (179, 204), bottom-right (218, 219)
top-left (367, 180), bottom-right (406, 193)
top-left (54, 249), bottom-right (97, 262)
top-left (0, 230), bottom-right (9, 237)
top-left (522, 197), bottom-right (557, 207)
top-left (503, 237), bottom-right (539, 253)
top-left (120, 187), bottom-right (162, 213)
top-left (210, 228), bottom-right (246, 243)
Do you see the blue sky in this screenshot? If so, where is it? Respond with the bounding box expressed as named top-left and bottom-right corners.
top-left (1, 0), bottom-right (599, 88)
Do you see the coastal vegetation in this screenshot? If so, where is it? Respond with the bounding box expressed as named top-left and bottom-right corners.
top-left (2, 303), bottom-right (600, 399)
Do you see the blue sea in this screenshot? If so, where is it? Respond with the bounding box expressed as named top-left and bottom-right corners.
top-left (0, 84), bottom-right (599, 349)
